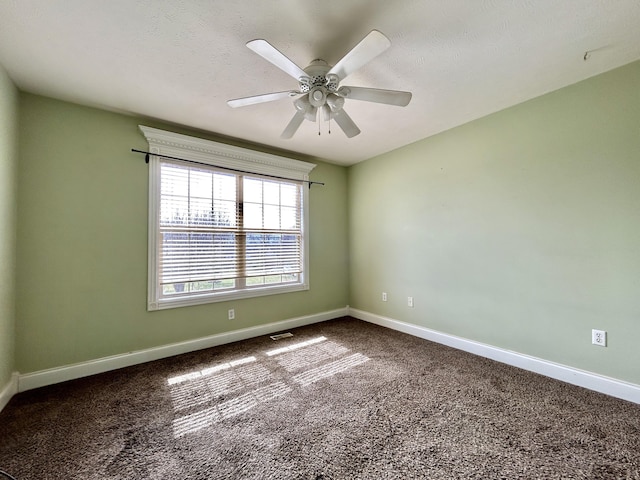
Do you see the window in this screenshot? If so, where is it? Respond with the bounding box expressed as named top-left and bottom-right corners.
top-left (141, 126), bottom-right (315, 310)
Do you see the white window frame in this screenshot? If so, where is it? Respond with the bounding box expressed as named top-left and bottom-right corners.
top-left (140, 126), bottom-right (315, 311)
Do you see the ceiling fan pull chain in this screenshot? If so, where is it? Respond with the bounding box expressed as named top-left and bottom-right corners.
top-left (318, 109), bottom-right (321, 136)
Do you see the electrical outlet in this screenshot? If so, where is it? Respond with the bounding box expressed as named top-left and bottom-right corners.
top-left (408, 296), bottom-right (414, 308)
top-left (592, 329), bottom-right (606, 347)
top-left (382, 292), bottom-right (388, 302)
top-left (228, 309), bottom-right (235, 320)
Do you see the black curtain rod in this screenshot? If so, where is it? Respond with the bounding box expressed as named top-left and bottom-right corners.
top-left (131, 149), bottom-right (324, 188)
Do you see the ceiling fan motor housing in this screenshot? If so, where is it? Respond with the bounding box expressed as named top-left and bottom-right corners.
top-left (300, 60), bottom-right (342, 112)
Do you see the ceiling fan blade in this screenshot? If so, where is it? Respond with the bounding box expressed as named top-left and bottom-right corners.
top-left (281, 111), bottom-right (306, 139)
top-left (247, 39), bottom-right (308, 81)
top-left (332, 109), bottom-right (361, 138)
top-left (338, 86), bottom-right (412, 107)
top-left (327, 30), bottom-right (391, 81)
top-left (227, 91), bottom-right (298, 108)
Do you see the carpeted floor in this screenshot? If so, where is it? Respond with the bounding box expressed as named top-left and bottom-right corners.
top-left (1, 317), bottom-right (639, 479)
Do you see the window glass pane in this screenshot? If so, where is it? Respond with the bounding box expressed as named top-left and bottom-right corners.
top-left (161, 165), bottom-right (189, 197)
top-left (164, 280), bottom-right (231, 296)
top-left (192, 280), bottom-right (214, 292)
top-left (160, 195), bottom-right (188, 226)
top-left (213, 199), bottom-right (236, 227)
top-left (190, 197), bottom-right (213, 226)
top-left (263, 181), bottom-right (280, 205)
top-left (264, 274), bottom-right (283, 285)
top-left (163, 283), bottom-right (180, 296)
top-left (190, 169), bottom-right (212, 199)
top-left (214, 279), bottom-right (236, 290)
top-left (281, 206), bottom-right (297, 230)
top-left (264, 205), bottom-right (280, 229)
top-left (161, 165), bottom-right (189, 226)
top-left (243, 178), bottom-right (263, 203)
top-left (214, 173), bottom-right (236, 201)
top-left (280, 183), bottom-right (298, 207)
top-left (244, 203), bottom-right (263, 229)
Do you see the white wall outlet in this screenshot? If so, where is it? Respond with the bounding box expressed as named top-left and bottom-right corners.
top-left (228, 309), bottom-right (235, 320)
top-left (408, 296), bottom-right (414, 308)
top-left (592, 329), bottom-right (606, 347)
top-left (382, 292), bottom-right (388, 302)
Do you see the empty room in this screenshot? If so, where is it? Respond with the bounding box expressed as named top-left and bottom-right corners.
top-left (1, 1), bottom-right (639, 478)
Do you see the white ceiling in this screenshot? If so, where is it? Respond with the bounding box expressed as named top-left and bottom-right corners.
top-left (1, 1), bottom-right (639, 165)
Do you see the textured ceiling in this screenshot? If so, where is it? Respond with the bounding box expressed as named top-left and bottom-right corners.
top-left (1, 1), bottom-right (639, 165)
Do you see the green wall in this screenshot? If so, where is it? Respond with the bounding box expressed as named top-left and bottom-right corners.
top-left (9, 60), bottom-right (640, 389)
top-left (0, 65), bottom-right (18, 388)
top-left (16, 94), bottom-right (349, 373)
top-left (349, 61), bottom-right (640, 385)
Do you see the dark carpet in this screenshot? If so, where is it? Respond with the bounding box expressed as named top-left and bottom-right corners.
top-left (1, 317), bottom-right (639, 479)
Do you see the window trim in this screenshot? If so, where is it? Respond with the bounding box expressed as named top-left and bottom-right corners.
top-left (140, 125), bottom-right (315, 311)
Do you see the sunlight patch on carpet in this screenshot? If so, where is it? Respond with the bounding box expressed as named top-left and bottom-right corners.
top-left (265, 336), bottom-right (327, 356)
top-left (168, 356), bottom-right (270, 411)
top-left (172, 382), bottom-right (291, 438)
top-left (275, 341), bottom-right (351, 372)
top-left (170, 334), bottom-right (371, 438)
top-left (168, 356), bottom-right (257, 385)
top-left (292, 353), bottom-right (370, 387)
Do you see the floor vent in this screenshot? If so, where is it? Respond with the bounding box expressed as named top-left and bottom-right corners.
top-left (270, 332), bottom-right (294, 341)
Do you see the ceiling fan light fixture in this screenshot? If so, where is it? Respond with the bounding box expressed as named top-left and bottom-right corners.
top-left (326, 93), bottom-right (345, 112)
top-left (321, 104), bottom-right (332, 122)
top-left (304, 107), bottom-right (318, 122)
top-left (336, 86), bottom-right (351, 98)
top-left (294, 95), bottom-right (311, 112)
top-left (309, 87), bottom-right (327, 108)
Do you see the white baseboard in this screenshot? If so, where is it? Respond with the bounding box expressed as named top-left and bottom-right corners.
top-left (15, 306), bottom-right (638, 405)
top-left (0, 372), bottom-right (18, 413)
top-left (349, 308), bottom-right (640, 405)
top-left (18, 307), bottom-right (347, 393)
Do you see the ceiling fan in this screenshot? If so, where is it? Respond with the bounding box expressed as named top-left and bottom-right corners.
top-left (227, 30), bottom-right (412, 139)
